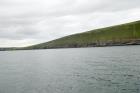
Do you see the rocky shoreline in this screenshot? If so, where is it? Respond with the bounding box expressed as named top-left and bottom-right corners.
top-left (0, 39), bottom-right (140, 51)
top-left (28, 39), bottom-right (140, 49)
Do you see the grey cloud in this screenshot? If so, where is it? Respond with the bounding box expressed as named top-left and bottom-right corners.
top-left (42, 0), bottom-right (140, 16)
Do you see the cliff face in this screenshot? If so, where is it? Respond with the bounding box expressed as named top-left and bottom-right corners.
top-left (25, 20), bottom-right (140, 49)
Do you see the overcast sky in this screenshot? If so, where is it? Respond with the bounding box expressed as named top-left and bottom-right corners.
top-left (0, 0), bottom-right (140, 47)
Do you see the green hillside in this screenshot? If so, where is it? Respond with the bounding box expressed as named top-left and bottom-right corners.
top-left (25, 20), bottom-right (140, 49)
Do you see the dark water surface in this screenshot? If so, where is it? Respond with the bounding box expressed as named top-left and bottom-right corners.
top-left (0, 46), bottom-right (140, 93)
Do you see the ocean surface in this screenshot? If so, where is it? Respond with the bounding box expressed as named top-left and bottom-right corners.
top-left (0, 45), bottom-right (140, 93)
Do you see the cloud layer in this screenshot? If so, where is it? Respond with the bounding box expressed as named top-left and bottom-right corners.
top-left (0, 0), bottom-right (140, 47)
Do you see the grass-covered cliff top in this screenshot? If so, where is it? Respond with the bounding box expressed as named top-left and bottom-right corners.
top-left (25, 20), bottom-right (140, 49)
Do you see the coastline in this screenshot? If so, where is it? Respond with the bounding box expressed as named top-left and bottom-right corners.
top-left (0, 39), bottom-right (140, 51)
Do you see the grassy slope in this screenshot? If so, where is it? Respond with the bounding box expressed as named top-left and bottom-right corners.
top-left (26, 20), bottom-right (140, 49)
